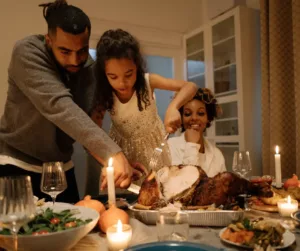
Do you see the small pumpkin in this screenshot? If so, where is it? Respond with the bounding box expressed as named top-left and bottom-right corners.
top-left (283, 174), bottom-right (299, 190)
top-left (98, 204), bottom-right (129, 233)
top-left (75, 195), bottom-right (106, 214)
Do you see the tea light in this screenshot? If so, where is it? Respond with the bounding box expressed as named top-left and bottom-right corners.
top-left (106, 220), bottom-right (132, 251)
top-left (277, 196), bottom-right (298, 217)
top-left (107, 157), bottom-right (116, 207)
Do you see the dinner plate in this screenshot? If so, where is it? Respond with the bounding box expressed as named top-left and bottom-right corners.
top-left (125, 241), bottom-right (223, 251)
top-left (291, 210), bottom-right (300, 222)
top-left (219, 227), bottom-right (295, 250)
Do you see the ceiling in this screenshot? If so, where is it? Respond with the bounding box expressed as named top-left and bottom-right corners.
top-left (69, 0), bottom-right (204, 34)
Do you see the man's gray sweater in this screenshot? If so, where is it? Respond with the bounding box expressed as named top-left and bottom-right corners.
top-left (0, 35), bottom-right (121, 168)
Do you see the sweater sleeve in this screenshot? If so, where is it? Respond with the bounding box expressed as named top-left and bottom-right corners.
top-left (8, 39), bottom-right (121, 160)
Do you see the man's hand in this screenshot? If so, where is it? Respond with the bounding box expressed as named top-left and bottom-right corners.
top-left (100, 152), bottom-right (133, 190)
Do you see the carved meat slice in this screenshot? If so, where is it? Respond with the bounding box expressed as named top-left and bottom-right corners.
top-left (137, 165), bottom-right (205, 207)
top-left (157, 165), bottom-right (204, 204)
top-left (137, 170), bottom-right (161, 206)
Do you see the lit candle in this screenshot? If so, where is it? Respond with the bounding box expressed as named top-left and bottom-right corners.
top-left (275, 146), bottom-right (282, 188)
top-left (106, 220), bottom-right (132, 251)
top-left (107, 157), bottom-right (116, 206)
top-left (277, 196), bottom-right (298, 217)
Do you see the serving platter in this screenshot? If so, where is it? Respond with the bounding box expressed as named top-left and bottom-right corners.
top-left (129, 205), bottom-right (244, 227)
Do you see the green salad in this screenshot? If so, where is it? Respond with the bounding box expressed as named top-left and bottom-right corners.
top-left (0, 208), bottom-right (92, 236)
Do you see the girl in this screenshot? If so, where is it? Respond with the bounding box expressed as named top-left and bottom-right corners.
top-left (167, 88), bottom-right (226, 177)
top-left (93, 29), bottom-right (197, 181)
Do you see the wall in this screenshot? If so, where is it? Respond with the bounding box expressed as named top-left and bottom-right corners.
top-left (0, 0), bottom-right (46, 115)
top-left (69, 0), bottom-right (203, 33)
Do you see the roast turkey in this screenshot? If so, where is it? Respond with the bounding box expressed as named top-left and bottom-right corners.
top-left (137, 165), bottom-right (273, 209)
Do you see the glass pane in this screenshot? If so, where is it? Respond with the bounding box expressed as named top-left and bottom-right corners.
top-left (213, 37), bottom-right (235, 69)
top-left (218, 102), bottom-right (238, 119)
top-left (215, 119), bottom-right (238, 136)
top-left (214, 64), bottom-right (236, 95)
top-left (186, 32), bottom-right (204, 55)
top-left (187, 51), bottom-right (205, 77)
top-left (212, 16), bottom-right (234, 43)
top-left (89, 49), bottom-right (97, 60)
top-left (188, 74), bottom-right (205, 88)
top-left (146, 55), bottom-right (174, 121)
top-left (216, 142), bottom-right (239, 171)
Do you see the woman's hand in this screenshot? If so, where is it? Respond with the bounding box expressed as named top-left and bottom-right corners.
top-left (164, 106), bottom-right (182, 133)
top-left (185, 128), bottom-right (202, 144)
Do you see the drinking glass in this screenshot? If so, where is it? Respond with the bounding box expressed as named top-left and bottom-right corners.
top-left (232, 151), bottom-right (252, 178)
top-left (0, 176), bottom-right (36, 251)
top-left (40, 162), bottom-right (67, 205)
top-left (156, 211), bottom-right (189, 241)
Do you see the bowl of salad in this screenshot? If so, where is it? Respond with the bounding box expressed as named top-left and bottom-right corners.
top-left (0, 202), bottom-right (99, 251)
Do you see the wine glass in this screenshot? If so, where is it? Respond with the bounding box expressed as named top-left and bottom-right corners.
top-left (232, 151), bottom-right (252, 178)
top-left (40, 162), bottom-right (67, 205)
top-left (0, 176), bottom-right (36, 251)
top-left (156, 211), bottom-right (189, 241)
top-left (232, 151), bottom-right (252, 208)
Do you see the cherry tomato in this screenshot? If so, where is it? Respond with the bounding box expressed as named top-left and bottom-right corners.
top-left (65, 221), bottom-right (77, 228)
top-left (50, 217), bottom-right (60, 225)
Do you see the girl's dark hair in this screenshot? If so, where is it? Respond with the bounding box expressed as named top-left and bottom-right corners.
top-left (39, 0), bottom-right (91, 35)
top-left (94, 29), bottom-right (150, 112)
top-left (179, 88), bottom-right (220, 131)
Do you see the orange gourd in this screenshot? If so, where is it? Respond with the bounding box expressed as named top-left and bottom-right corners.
top-left (98, 204), bottom-right (129, 233)
top-left (75, 195), bottom-right (106, 214)
top-left (283, 174), bottom-right (300, 190)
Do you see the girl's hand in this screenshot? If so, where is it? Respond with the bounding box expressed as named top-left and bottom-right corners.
top-left (185, 128), bottom-right (202, 144)
top-left (164, 107), bottom-right (182, 133)
top-left (131, 162), bottom-right (149, 181)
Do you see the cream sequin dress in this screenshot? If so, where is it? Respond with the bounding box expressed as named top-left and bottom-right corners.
top-left (109, 73), bottom-right (171, 183)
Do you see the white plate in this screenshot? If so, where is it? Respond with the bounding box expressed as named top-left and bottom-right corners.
top-left (219, 227), bottom-right (296, 250)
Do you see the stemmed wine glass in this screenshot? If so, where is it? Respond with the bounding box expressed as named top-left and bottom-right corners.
top-left (0, 176), bottom-right (36, 251)
top-left (40, 162), bottom-right (67, 205)
top-left (232, 151), bottom-right (252, 178)
top-left (232, 151), bottom-right (252, 209)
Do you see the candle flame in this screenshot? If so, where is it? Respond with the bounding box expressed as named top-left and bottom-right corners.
top-left (117, 219), bottom-right (122, 233)
top-left (108, 157), bottom-right (113, 167)
top-left (275, 146), bottom-right (279, 154)
top-left (287, 195), bottom-right (291, 204)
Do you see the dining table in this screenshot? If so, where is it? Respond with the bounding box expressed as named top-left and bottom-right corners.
top-left (71, 209), bottom-right (299, 251)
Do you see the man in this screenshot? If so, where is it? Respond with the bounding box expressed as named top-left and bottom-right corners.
top-left (0, 0), bottom-right (133, 203)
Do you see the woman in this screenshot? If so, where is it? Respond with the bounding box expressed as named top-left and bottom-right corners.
top-left (167, 88), bottom-right (226, 177)
top-left (92, 29), bottom-right (198, 181)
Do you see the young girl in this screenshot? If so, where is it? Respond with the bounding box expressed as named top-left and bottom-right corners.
top-left (92, 29), bottom-right (197, 180)
top-left (167, 88), bottom-right (226, 177)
